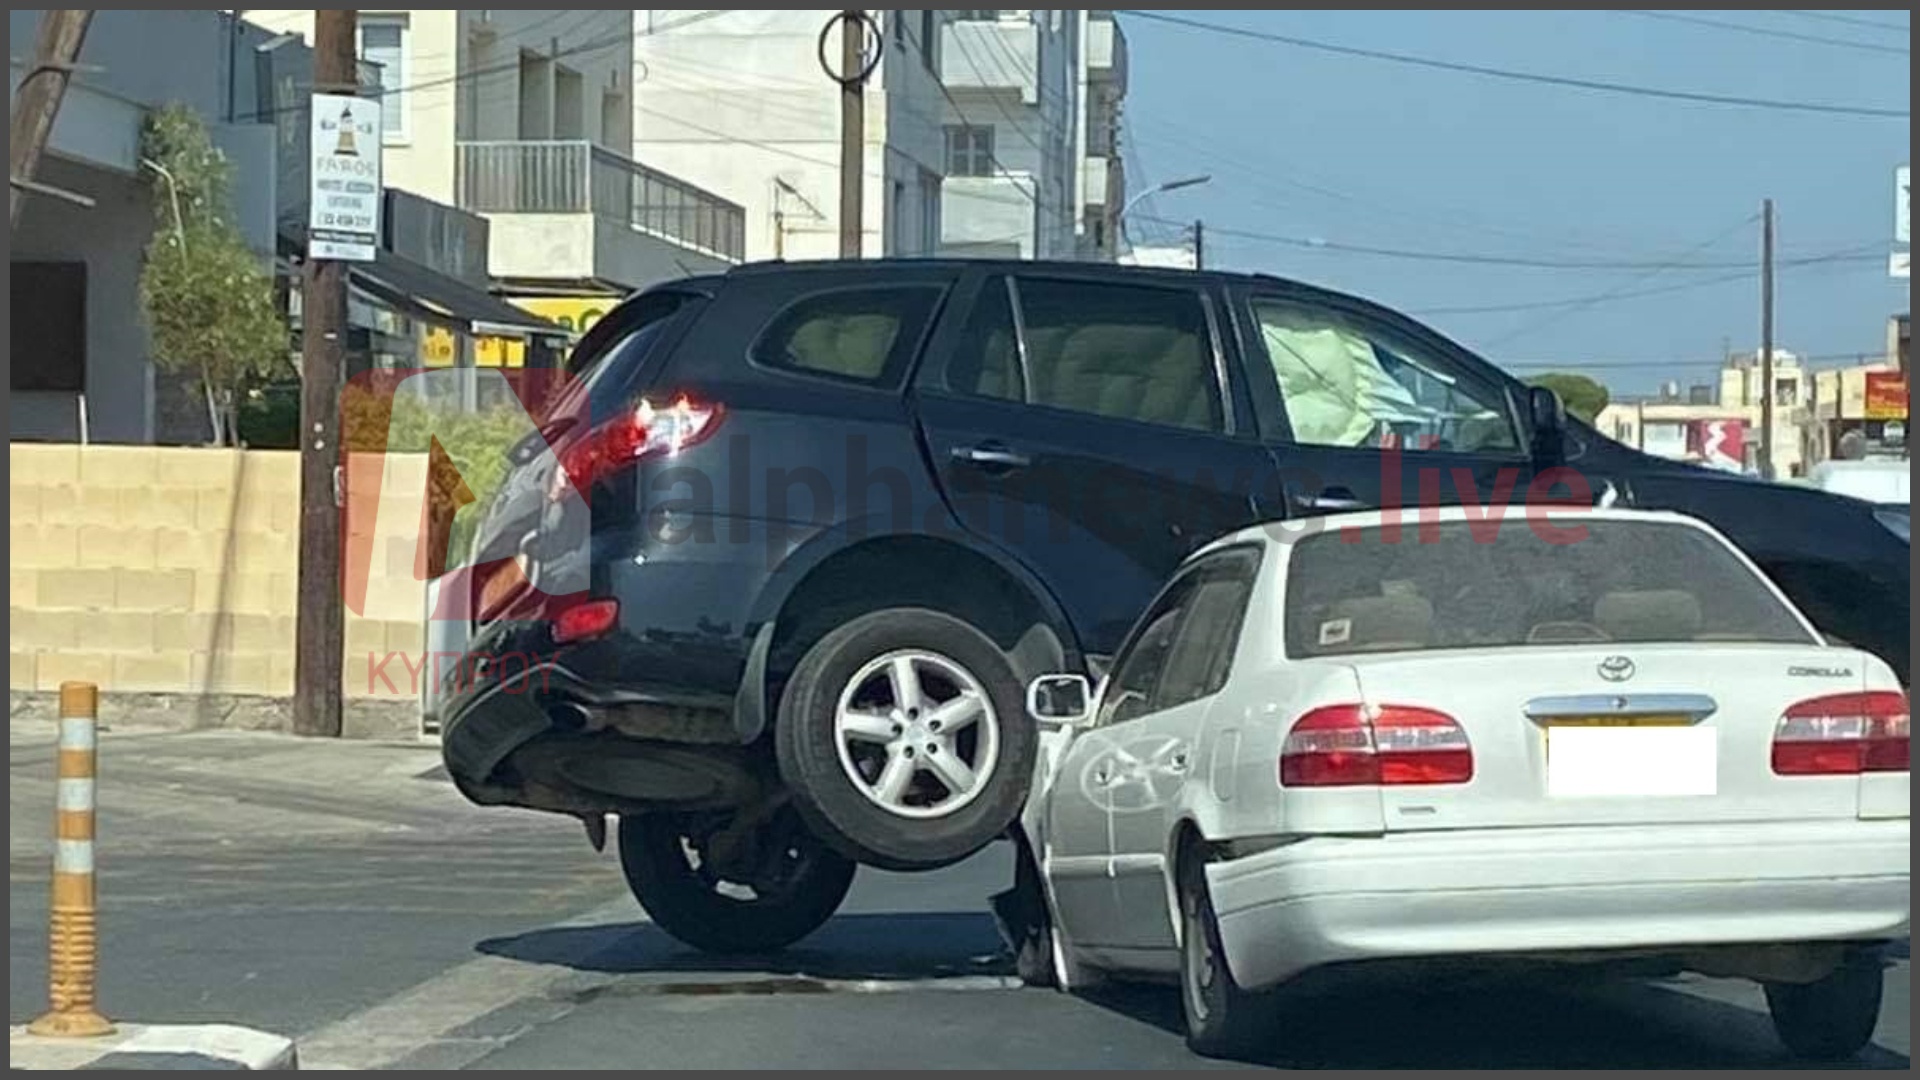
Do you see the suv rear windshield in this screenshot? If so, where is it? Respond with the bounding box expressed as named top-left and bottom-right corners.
top-left (1284, 519), bottom-right (1815, 658)
top-left (545, 293), bottom-right (699, 429)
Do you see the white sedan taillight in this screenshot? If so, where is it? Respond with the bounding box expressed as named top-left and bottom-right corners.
top-left (1281, 704), bottom-right (1473, 787)
top-left (1771, 691), bottom-right (1910, 776)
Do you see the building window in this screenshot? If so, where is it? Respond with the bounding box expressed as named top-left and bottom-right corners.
top-left (891, 179), bottom-right (907, 256)
top-left (10, 262), bottom-right (86, 393)
top-left (359, 15), bottom-right (408, 140)
top-left (944, 125), bottom-right (995, 178)
top-left (954, 10), bottom-right (1002, 20)
top-left (919, 168), bottom-right (942, 255)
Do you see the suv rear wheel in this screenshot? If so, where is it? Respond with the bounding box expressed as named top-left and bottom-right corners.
top-left (775, 608), bottom-right (1036, 872)
top-left (618, 809), bottom-right (855, 954)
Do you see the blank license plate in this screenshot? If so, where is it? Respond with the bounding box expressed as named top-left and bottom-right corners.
top-left (1546, 724), bottom-right (1717, 797)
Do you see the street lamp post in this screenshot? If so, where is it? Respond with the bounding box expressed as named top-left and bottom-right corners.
top-left (1116, 174), bottom-right (1211, 261)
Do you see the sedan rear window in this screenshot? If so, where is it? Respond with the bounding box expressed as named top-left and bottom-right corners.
top-left (1284, 519), bottom-right (1815, 658)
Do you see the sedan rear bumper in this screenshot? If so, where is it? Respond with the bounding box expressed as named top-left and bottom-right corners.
top-left (1205, 820), bottom-right (1910, 992)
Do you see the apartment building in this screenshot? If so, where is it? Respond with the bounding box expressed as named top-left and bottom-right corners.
top-left (630, 9), bottom-right (947, 261)
top-left (936, 10), bottom-right (1076, 259)
top-left (630, 9), bottom-right (1128, 263)
top-left (245, 10), bottom-right (742, 300)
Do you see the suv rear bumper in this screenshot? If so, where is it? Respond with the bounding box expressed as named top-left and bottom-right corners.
top-left (1205, 820), bottom-right (1911, 992)
top-left (438, 651), bottom-right (764, 814)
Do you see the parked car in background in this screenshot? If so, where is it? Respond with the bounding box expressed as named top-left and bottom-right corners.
top-left (1016, 507), bottom-right (1909, 1061)
top-left (435, 260), bottom-right (1909, 954)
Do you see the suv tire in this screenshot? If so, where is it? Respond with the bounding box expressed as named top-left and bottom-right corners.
top-left (618, 811), bottom-right (855, 954)
top-left (775, 607), bottom-right (1036, 872)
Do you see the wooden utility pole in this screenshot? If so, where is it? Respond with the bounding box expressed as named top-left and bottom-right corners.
top-left (1192, 220), bottom-right (1204, 270)
top-left (1759, 198), bottom-right (1776, 481)
top-left (9, 10), bottom-right (94, 228)
top-left (293, 8), bottom-right (357, 739)
top-left (837, 11), bottom-right (864, 259)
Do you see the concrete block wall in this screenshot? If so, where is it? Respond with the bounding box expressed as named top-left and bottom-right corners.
top-left (10, 444), bottom-right (435, 703)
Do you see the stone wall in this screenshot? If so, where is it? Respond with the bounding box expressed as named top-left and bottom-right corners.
top-left (10, 444), bottom-right (433, 708)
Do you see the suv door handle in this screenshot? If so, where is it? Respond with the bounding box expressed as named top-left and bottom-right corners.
top-left (1292, 489), bottom-right (1369, 513)
top-left (951, 443), bottom-right (1032, 470)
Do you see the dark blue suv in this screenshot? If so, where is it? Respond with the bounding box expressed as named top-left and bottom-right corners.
top-left (439, 260), bottom-right (1909, 955)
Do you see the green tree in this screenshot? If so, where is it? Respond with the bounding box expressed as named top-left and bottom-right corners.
top-left (1526, 372), bottom-right (1610, 423)
top-left (138, 104), bottom-right (289, 445)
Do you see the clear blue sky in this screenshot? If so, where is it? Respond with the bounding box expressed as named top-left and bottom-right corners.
top-left (1121, 9), bottom-right (1911, 393)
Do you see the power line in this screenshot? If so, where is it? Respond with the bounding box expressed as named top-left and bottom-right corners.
top-left (246, 10), bottom-right (733, 121)
top-left (899, 18), bottom-right (1041, 207)
top-left (1618, 10), bottom-right (1908, 56)
top-left (1506, 350), bottom-right (1890, 371)
top-left (1125, 113), bottom-right (1693, 257)
top-left (634, 104), bottom-right (840, 170)
top-left (1411, 269), bottom-right (1758, 315)
top-left (1780, 9), bottom-right (1912, 33)
top-left (1118, 10), bottom-right (1910, 119)
top-left (1481, 213), bottom-right (1760, 349)
top-left (1135, 215), bottom-right (1886, 270)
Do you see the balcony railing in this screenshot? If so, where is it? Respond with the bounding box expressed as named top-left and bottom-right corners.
top-left (455, 140), bottom-right (744, 262)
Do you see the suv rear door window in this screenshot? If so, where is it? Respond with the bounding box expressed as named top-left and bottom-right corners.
top-left (751, 286), bottom-right (944, 384)
top-left (947, 277), bottom-right (1226, 433)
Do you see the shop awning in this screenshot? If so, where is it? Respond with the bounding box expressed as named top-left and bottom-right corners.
top-left (351, 249), bottom-right (563, 340)
top-left (276, 225), bottom-right (563, 340)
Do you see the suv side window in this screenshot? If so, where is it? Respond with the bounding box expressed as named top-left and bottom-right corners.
top-left (946, 276), bottom-right (1225, 433)
top-left (1097, 574), bottom-right (1198, 728)
top-left (1251, 298), bottom-right (1522, 455)
top-left (1153, 547), bottom-right (1262, 710)
top-left (751, 285), bottom-right (944, 384)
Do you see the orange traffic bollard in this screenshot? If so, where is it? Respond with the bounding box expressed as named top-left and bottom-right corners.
top-left (28, 682), bottom-right (114, 1038)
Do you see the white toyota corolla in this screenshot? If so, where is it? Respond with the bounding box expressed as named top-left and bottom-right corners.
top-left (1008, 507), bottom-right (1909, 1060)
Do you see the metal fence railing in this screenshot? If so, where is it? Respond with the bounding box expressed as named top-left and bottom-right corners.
top-left (455, 140), bottom-right (744, 262)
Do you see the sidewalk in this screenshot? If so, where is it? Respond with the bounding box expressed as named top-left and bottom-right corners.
top-left (10, 1023), bottom-right (296, 1070)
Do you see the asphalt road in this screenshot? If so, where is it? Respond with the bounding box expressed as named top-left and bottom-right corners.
top-left (8, 722), bottom-right (1911, 1069)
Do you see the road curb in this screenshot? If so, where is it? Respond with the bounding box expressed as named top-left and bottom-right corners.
top-left (9, 1024), bottom-right (297, 1070)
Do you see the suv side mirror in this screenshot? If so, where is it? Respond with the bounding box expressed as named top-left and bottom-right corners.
top-left (1528, 385), bottom-right (1567, 467)
top-left (1026, 673), bottom-right (1094, 727)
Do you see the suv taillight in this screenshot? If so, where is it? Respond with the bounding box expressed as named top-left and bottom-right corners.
top-left (548, 394), bottom-right (723, 502)
top-left (1280, 704), bottom-right (1473, 787)
top-left (1771, 691), bottom-right (1910, 775)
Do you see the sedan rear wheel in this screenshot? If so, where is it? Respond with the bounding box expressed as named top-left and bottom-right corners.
top-left (1179, 853), bottom-right (1279, 1059)
top-left (1764, 951), bottom-right (1885, 1061)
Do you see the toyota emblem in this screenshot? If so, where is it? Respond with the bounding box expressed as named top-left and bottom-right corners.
top-left (1597, 656), bottom-right (1636, 683)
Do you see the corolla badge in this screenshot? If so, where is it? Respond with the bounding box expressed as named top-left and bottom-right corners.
top-left (1597, 656), bottom-right (1636, 683)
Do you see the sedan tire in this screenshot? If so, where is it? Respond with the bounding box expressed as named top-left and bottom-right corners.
top-left (1764, 951), bottom-right (1885, 1061)
top-left (776, 608), bottom-right (1035, 872)
top-left (1179, 853), bottom-right (1279, 1059)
